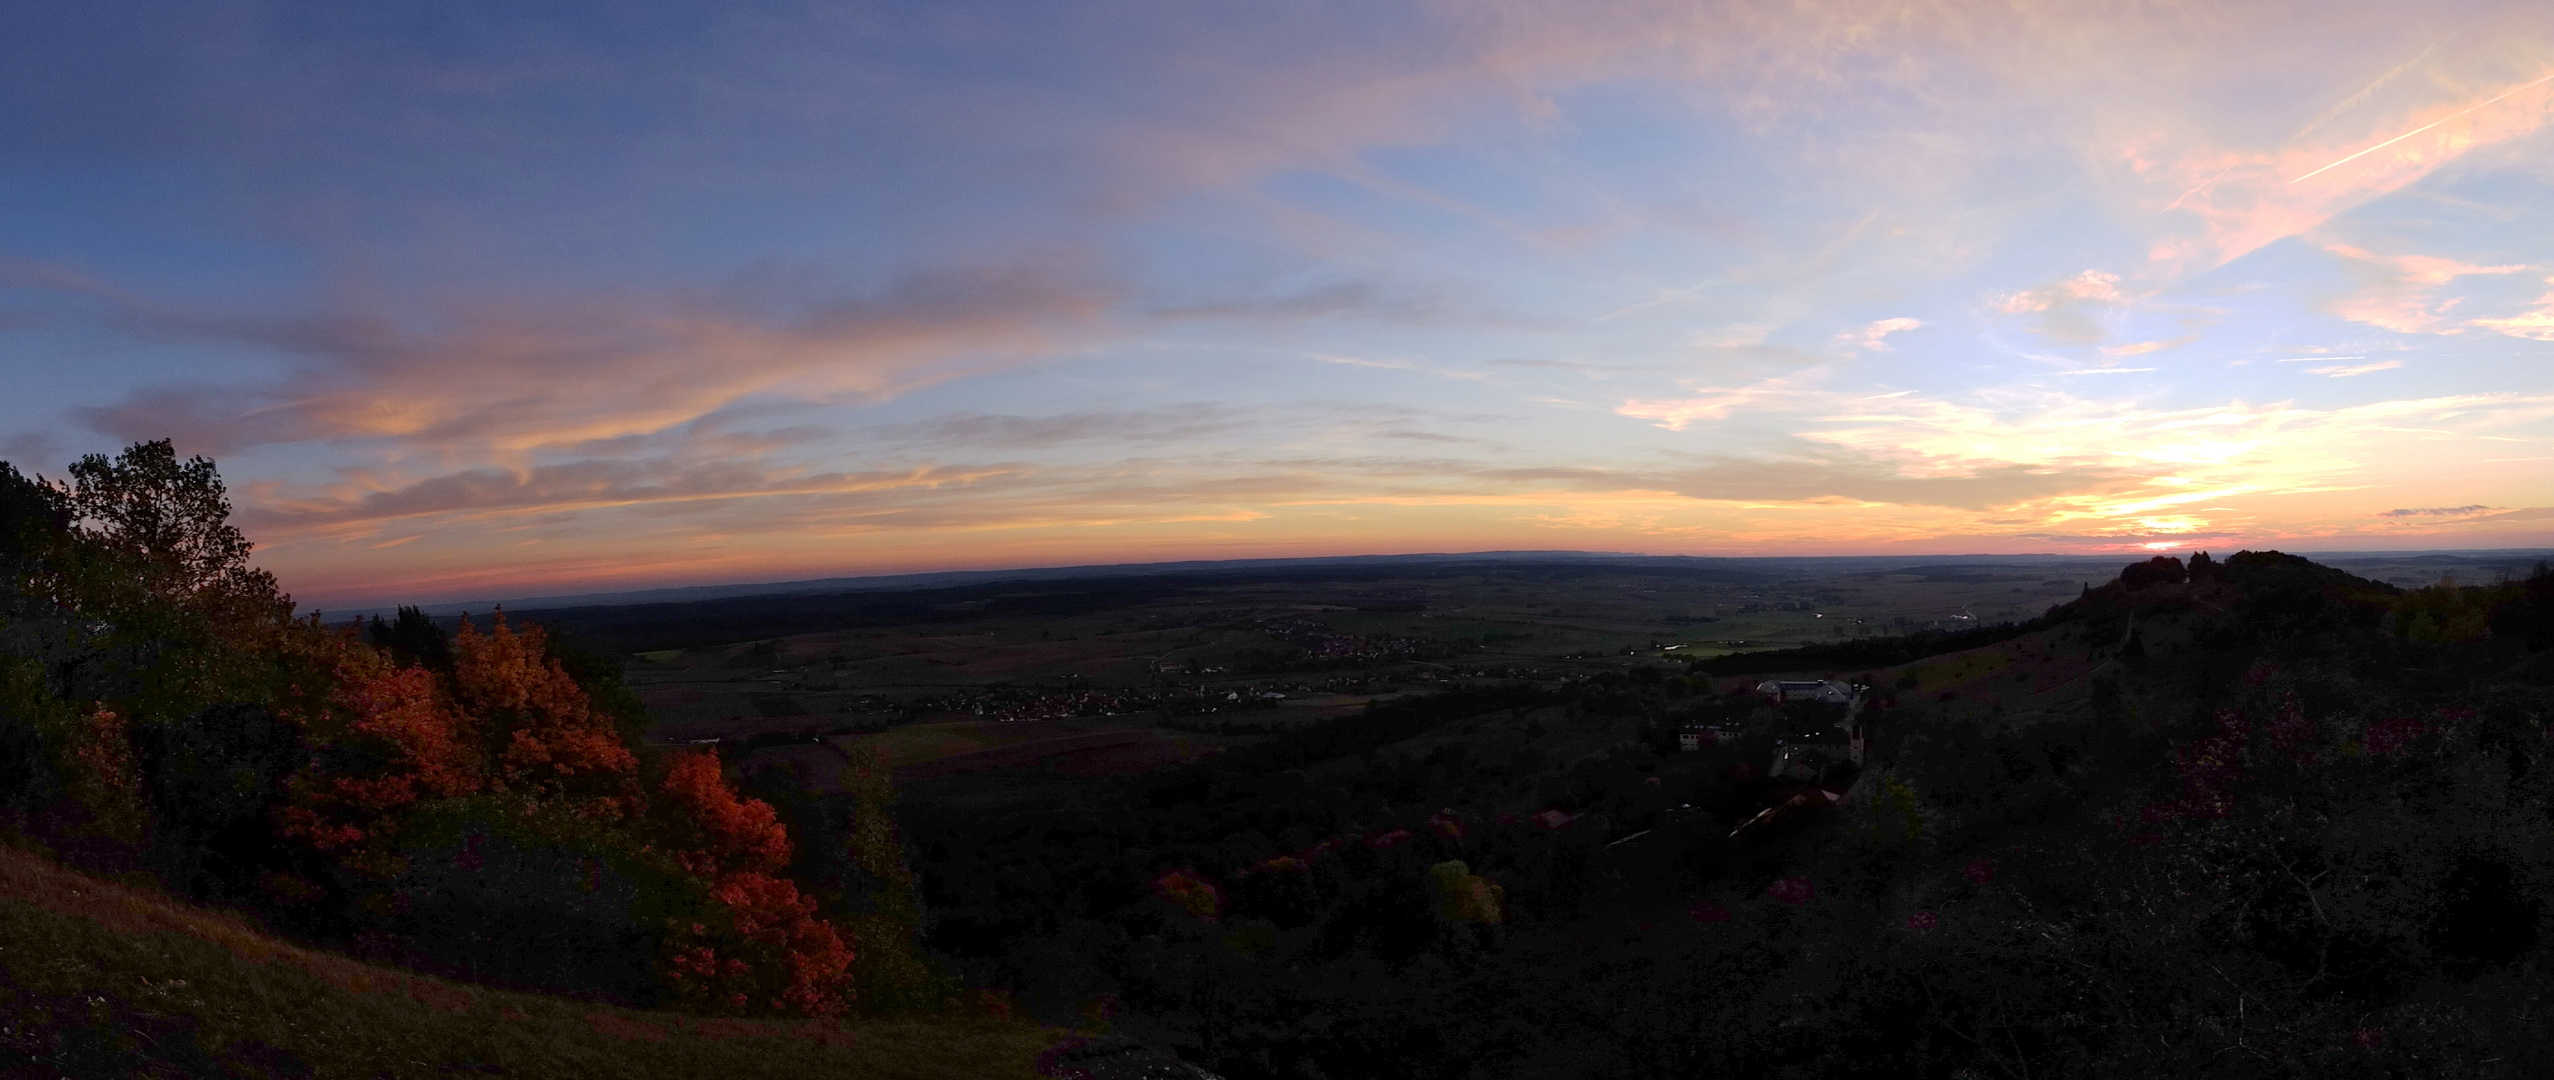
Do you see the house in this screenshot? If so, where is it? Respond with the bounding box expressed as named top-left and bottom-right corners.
top-left (1677, 725), bottom-right (1732, 752)
top-left (1769, 743), bottom-right (1846, 782)
top-left (1729, 787), bottom-right (1841, 839)
top-left (1770, 721), bottom-right (1866, 780)
top-left (1754, 679), bottom-right (1856, 705)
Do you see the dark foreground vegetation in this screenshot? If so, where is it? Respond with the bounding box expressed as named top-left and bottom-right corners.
top-left (8, 440), bottom-right (2554, 1078)
top-left (883, 550), bottom-right (2554, 1079)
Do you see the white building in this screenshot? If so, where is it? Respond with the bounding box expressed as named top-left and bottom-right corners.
top-left (1755, 679), bottom-right (1855, 705)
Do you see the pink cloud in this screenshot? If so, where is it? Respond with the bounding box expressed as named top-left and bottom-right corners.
top-left (1992, 271), bottom-right (2125, 345)
top-left (2305, 360), bottom-right (2404, 378)
top-left (2098, 336), bottom-right (2196, 358)
top-left (1996, 271), bottom-right (2124, 315)
top-left (2146, 69), bottom-right (2554, 274)
top-left (1837, 317), bottom-right (1924, 352)
top-left (2322, 244), bottom-right (2528, 334)
top-left (1616, 383), bottom-right (1791, 431)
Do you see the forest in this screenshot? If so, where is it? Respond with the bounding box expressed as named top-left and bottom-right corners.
top-left (0, 444), bottom-right (951, 1032)
top-left (7, 441), bottom-right (2554, 1079)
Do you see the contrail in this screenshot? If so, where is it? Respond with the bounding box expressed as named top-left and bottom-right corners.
top-left (2290, 70), bottom-right (2554, 185)
top-left (2290, 41), bottom-right (2437, 142)
top-left (2164, 163), bottom-right (2238, 211)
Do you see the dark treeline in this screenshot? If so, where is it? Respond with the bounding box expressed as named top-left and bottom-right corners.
top-left (468, 561), bottom-right (1772, 655)
top-left (1689, 619), bottom-right (2049, 676)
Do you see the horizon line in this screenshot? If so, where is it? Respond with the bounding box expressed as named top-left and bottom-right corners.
top-left (305, 545), bottom-right (2554, 622)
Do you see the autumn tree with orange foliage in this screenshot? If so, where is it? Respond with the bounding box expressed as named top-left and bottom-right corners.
top-left (262, 620), bottom-right (862, 1016)
top-left (269, 613), bottom-right (648, 864)
top-left (264, 628), bottom-right (861, 1014)
top-left (450, 615), bottom-right (640, 806)
top-left (259, 625), bottom-right (863, 1016)
top-left (653, 748), bottom-right (857, 1015)
top-left (269, 631), bottom-right (484, 872)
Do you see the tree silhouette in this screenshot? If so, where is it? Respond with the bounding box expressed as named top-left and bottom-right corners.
top-left (367, 606), bottom-right (453, 672)
top-left (53, 439), bottom-right (288, 623)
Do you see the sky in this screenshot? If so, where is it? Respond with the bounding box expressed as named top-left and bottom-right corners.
top-left (6, 1), bottom-right (2554, 610)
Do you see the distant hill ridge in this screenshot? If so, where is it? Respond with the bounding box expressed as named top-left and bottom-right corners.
top-left (329, 549), bottom-right (2147, 620)
top-left (327, 547), bottom-right (2554, 622)
top-left (1693, 549), bottom-right (2407, 676)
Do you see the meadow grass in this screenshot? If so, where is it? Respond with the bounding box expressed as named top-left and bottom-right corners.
top-left (0, 845), bottom-right (1062, 1079)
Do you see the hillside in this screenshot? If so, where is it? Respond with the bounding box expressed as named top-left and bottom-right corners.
top-left (852, 551), bottom-right (2554, 1078)
top-left (0, 843), bottom-right (1062, 1079)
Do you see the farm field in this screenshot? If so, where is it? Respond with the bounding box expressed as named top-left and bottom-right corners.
top-left (578, 554), bottom-right (2151, 746)
top-left (565, 551), bottom-right (2553, 770)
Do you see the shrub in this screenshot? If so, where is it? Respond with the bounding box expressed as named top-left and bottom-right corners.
top-left (662, 871), bottom-right (856, 1017)
top-left (388, 798), bottom-right (698, 1002)
top-left (133, 702), bottom-right (302, 897)
top-left (1155, 871), bottom-right (1222, 921)
top-left (1427, 860), bottom-right (1504, 924)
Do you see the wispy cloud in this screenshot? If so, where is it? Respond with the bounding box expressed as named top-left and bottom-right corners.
top-left (2143, 66), bottom-right (2554, 275)
top-left (1616, 376), bottom-right (1812, 431)
top-left (2470, 281), bottom-right (2554, 340)
top-left (68, 260), bottom-right (1120, 457)
top-left (1147, 280), bottom-right (1488, 324)
top-left (2322, 244), bottom-right (2528, 334)
top-left (2098, 336), bottom-right (2195, 358)
top-left (1993, 271), bottom-right (2125, 345)
top-left (2306, 360), bottom-right (2404, 377)
top-left (2381, 504), bottom-right (2496, 517)
top-left (865, 407), bottom-right (1255, 451)
top-left (1837, 317), bottom-right (1923, 352)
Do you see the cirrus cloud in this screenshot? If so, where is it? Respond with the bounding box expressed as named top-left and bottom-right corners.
top-left (70, 260), bottom-right (1121, 458)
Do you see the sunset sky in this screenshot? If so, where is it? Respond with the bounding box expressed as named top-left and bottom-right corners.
top-left (6, 2), bottom-right (2554, 609)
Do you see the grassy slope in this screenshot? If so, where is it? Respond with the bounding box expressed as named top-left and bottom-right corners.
top-left (0, 845), bottom-right (1063, 1079)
